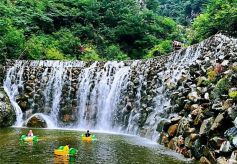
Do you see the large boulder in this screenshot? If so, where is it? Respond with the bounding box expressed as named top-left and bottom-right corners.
top-left (156, 119), bottom-right (171, 133)
top-left (228, 105), bottom-right (237, 122)
top-left (210, 112), bottom-right (225, 131)
top-left (25, 114), bottom-right (47, 128)
top-left (0, 87), bottom-right (16, 127)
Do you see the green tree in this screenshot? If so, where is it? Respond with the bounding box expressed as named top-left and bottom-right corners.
top-left (157, 0), bottom-right (208, 25)
top-left (105, 45), bottom-right (128, 60)
top-left (45, 48), bottom-right (65, 60)
top-left (0, 0), bottom-right (182, 61)
top-left (191, 0), bottom-right (237, 43)
top-left (25, 35), bottom-right (45, 60)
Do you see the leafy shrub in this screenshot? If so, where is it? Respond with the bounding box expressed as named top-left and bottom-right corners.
top-left (191, 0), bottom-right (237, 43)
top-left (229, 91), bottom-right (237, 100)
top-left (207, 63), bottom-right (223, 81)
top-left (145, 40), bottom-right (172, 58)
top-left (202, 80), bottom-right (211, 86)
top-left (25, 35), bottom-right (44, 60)
top-left (3, 27), bottom-right (25, 59)
top-left (105, 45), bottom-right (128, 61)
top-left (212, 77), bottom-right (231, 99)
top-left (80, 48), bottom-right (102, 61)
top-left (197, 77), bottom-right (211, 86)
top-left (45, 48), bottom-right (65, 60)
top-left (207, 70), bottom-right (217, 81)
top-left (52, 29), bottom-right (81, 56)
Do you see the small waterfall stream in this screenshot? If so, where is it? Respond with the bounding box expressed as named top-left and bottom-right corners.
top-left (141, 42), bottom-right (204, 140)
top-left (3, 34), bottom-right (230, 140)
top-left (4, 61), bottom-right (26, 127)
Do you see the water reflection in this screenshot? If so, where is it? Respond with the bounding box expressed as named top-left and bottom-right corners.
top-left (19, 140), bottom-right (37, 152)
top-left (54, 155), bottom-right (76, 164)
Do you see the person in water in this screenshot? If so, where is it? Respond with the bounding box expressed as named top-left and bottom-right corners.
top-left (85, 130), bottom-right (91, 137)
top-left (27, 130), bottom-right (34, 137)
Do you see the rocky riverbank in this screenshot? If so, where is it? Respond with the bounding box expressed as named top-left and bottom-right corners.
top-left (158, 34), bottom-right (237, 163)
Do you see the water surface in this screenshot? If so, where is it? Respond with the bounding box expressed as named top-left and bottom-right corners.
top-left (0, 128), bottom-right (192, 164)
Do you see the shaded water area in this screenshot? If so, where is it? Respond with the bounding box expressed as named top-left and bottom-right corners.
top-left (0, 128), bottom-right (192, 164)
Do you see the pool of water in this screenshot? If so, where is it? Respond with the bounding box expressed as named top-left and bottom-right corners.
top-left (0, 128), bottom-right (193, 163)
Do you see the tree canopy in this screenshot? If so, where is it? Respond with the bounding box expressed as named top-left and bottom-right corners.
top-left (157, 0), bottom-right (209, 25)
top-left (0, 0), bottom-right (181, 61)
top-left (190, 0), bottom-right (237, 43)
top-left (1, 0), bottom-right (237, 61)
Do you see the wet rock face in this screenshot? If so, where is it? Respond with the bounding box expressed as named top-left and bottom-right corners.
top-left (158, 34), bottom-right (237, 162)
top-left (25, 114), bottom-right (47, 128)
top-left (0, 88), bottom-right (16, 127)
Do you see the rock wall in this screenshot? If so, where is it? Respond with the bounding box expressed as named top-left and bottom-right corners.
top-left (158, 35), bottom-right (237, 163)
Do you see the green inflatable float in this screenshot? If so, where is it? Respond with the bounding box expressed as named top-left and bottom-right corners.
top-left (20, 135), bottom-right (38, 142)
top-left (54, 145), bottom-right (78, 156)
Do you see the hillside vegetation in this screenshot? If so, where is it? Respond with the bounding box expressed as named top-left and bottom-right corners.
top-left (0, 0), bottom-right (182, 62)
top-left (157, 0), bottom-right (209, 25)
top-left (0, 0), bottom-right (236, 61)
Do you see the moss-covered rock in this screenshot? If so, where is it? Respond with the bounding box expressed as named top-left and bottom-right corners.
top-left (0, 87), bottom-right (16, 127)
top-left (25, 114), bottom-right (47, 128)
top-left (212, 77), bottom-right (231, 100)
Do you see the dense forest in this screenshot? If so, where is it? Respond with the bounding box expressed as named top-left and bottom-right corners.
top-left (157, 0), bottom-right (209, 25)
top-left (0, 0), bottom-right (236, 61)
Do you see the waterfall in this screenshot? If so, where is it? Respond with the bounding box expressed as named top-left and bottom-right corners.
top-left (76, 62), bottom-right (98, 129)
top-left (126, 60), bottom-right (147, 134)
top-left (3, 34), bottom-right (233, 140)
top-left (76, 61), bottom-right (130, 131)
top-left (96, 64), bottom-right (130, 131)
top-left (4, 60), bottom-right (131, 131)
top-left (1, 49), bottom-right (206, 132)
top-left (4, 61), bottom-right (26, 127)
top-left (140, 42), bottom-right (204, 140)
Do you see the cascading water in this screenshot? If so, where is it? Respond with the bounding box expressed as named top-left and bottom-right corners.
top-left (76, 61), bottom-right (130, 131)
top-left (76, 62), bottom-right (98, 128)
top-left (3, 34), bottom-right (232, 140)
top-left (140, 43), bottom-right (204, 140)
top-left (4, 60), bottom-right (132, 131)
top-left (96, 65), bottom-right (130, 131)
top-left (126, 60), bottom-right (147, 134)
top-left (4, 61), bottom-right (26, 127)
